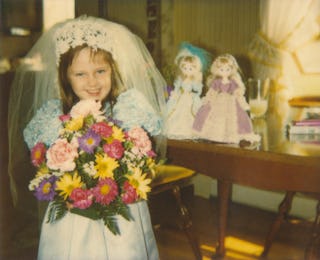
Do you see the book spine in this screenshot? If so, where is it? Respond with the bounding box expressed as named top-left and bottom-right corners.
top-left (293, 119), bottom-right (320, 126)
top-left (289, 125), bottom-right (320, 134)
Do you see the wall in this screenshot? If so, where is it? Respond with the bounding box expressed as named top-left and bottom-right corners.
top-left (161, 0), bottom-right (260, 79)
top-left (107, 0), bottom-right (148, 40)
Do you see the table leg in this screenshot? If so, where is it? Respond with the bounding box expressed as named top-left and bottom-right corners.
top-left (172, 186), bottom-right (202, 260)
top-left (214, 180), bottom-right (232, 258)
top-left (261, 191), bottom-right (295, 257)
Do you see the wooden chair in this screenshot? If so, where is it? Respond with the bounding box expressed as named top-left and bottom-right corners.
top-left (263, 97), bottom-right (320, 258)
top-left (149, 165), bottom-right (202, 260)
top-left (261, 192), bottom-right (320, 259)
top-left (288, 96), bottom-right (320, 108)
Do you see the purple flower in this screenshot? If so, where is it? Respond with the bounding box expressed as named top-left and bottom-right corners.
top-left (78, 129), bottom-right (101, 154)
top-left (107, 116), bottom-right (122, 126)
top-left (34, 176), bottom-right (57, 201)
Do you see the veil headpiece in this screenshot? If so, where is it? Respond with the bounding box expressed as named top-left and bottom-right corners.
top-left (8, 16), bottom-right (167, 205)
top-left (54, 17), bottom-right (116, 65)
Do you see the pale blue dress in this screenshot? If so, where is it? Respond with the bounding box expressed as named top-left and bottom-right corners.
top-left (24, 89), bottom-right (161, 260)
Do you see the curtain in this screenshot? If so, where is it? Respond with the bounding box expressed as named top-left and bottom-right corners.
top-left (248, 0), bottom-right (320, 125)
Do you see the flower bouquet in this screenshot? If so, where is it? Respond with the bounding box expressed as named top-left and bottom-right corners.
top-left (28, 100), bottom-right (157, 235)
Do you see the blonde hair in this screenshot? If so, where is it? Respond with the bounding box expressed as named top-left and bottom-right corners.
top-left (176, 55), bottom-right (202, 82)
top-left (207, 54), bottom-right (245, 93)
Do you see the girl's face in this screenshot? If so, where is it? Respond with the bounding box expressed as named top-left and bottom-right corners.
top-left (67, 48), bottom-right (112, 101)
top-left (215, 62), bottom-right (232, 78)
top-left (180, 59), bottom-right (199, 77)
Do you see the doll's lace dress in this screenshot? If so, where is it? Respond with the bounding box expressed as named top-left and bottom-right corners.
top-left (193, 79), bottom-right (260, 143)
top-left (166, 78), bottom-right (202, 139)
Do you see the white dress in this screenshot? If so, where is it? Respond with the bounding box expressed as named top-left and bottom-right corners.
top-left (24, 89), bottom-right (160, 260)
top-left (38, 201), bottom-right (158, 260)
top-left (166, 77), bottom-right (202, 139)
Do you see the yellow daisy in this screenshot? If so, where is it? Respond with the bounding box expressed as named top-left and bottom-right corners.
top-left (35, 165), bottom-right (50, 177)
top-left (111, 125), bottom-right (125, 142)
top-left (65, 116), bottom-right (84, 131)
top-left (55, 172), bottom-right (83, 200)
top-left (94, 154), bottom-right (119, 179)
top-left (126, 167), bottom-right (151, 200)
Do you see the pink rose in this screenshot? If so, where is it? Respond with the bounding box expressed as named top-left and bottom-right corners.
top-left (46, 138), bottom-right (78, 172)
top-left (103, 140), bottom-right (124, 159)
top-left (127, 127), bottom-right (152, 155)
top-left (70, 188), bottom-right (93, 209)
top-left (70, 100), bottom-right (104, 120)
top-left (91, 122), bottom-right (113, 138)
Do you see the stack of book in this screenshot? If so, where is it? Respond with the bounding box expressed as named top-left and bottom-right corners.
top-left (289, 119), bottom-right (320, 134)
top-left (288, 119), bottom-right (320, 143)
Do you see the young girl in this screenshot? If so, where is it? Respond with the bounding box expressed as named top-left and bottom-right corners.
top-left (193, 54), bottom-right (260, 143)
top-left (166, 42), bottom-right (211, 139)
top-left (9, 16), bottom-right (167, 260)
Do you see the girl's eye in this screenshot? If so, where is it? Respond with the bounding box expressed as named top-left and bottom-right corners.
top-left (75, 72), bottom-right (85, 77)
top-left (97, 69), bottom-right (106, 74)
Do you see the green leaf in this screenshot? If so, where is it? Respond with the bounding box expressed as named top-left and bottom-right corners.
top-left (114, 170), bottom-right (127, 186)
top-left (47, 200), bottom-right (67, 223)
top-left (84, 115), bottom-right (95, 126)
top-left (96, 146), bottom-right (103, 153)
top-left (117, 203), bottom-right (133, 221)
top-left (70, 206), bottom-right (101, 220)
top-left (77, 169), bottom-right (97, 188)
top-left (103, 216), bottom-right (120, 235)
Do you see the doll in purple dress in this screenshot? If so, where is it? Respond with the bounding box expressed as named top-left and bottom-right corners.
top-left (193, 54), bottom-right (260, 143)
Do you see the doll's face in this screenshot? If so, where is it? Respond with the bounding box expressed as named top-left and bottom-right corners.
top-left (214, 62), bottom-right (232, 78)
top-left (180, 59), bottom-right (200, 77)
top-left (67, 47), bottom-right (112, 101)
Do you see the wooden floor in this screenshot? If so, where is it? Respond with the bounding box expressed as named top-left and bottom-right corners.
top-left (154, 196), bottom-right (312, 260)
top-left (1, 190), bottom-right (313, 260)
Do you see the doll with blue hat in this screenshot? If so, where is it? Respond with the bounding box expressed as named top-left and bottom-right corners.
top-left (166, 42), bottom-right (211, 139)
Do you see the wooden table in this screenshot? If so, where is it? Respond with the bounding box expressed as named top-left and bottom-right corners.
top-left (166, 116), bottom-right (320, 257)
